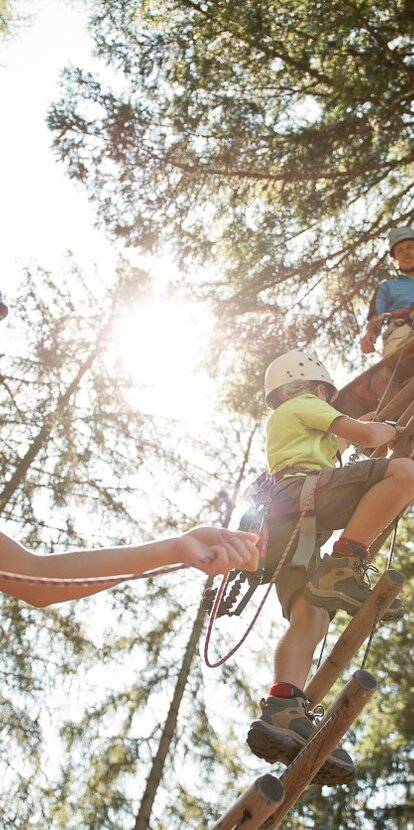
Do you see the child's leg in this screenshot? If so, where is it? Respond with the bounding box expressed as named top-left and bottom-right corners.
top-left (340, 457), bottom-right (414, 545)
top-left (304, 458), bottom-right (414, 618)
top-left (246, 592), bottom-right (354, 785)
top-left (273, 594), bottom-right (330, 690)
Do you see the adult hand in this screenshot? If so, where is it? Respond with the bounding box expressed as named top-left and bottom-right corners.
top-left (179, 526), bottom-right (259, 576)
top-left (360, 333), bottom-right (377, 354)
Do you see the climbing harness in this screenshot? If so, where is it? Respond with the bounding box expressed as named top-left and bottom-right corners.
top-left (203, 471), bottom-right (322, 668)
top-left (203, 469), bottom-right (320, 618)
top-left (383, 303), bottom-right (414, 324)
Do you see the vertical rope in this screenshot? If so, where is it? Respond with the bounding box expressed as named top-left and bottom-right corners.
top-left (374, 317), bottom-right (414, 417)
top-left (386, 518), bottom-right (399, 569)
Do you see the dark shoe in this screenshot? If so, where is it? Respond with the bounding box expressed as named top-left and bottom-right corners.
top-left (247, 693), bottom-right (355, 786)
top-left (303, 555), bottom-right (403, 622)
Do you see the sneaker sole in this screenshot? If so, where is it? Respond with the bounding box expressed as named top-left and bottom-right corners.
top-left (247, 720), bottom-right (355, 786)
top-left (303, 584), bottom-right (403, 622)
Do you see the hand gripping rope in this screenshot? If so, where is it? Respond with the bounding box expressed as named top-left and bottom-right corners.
top-left (204, 473), bottom-right (322, 669)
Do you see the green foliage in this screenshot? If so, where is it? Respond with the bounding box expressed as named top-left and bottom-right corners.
top-left (0, 0), bottom-right (34, 40)
top-left (16, 2), bottom-right (414, 826)
top-left (48, 0), bottom-right (414, 384)
top-left (0, 257), bottom-right (277, 828)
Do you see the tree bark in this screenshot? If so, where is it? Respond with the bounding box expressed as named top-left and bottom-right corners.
top-left (0, 325), bottom-right (111, 513)
top-left (132, 424), bottom-right (258, 829)
top-left (132, 579), bottom-right (212, 830)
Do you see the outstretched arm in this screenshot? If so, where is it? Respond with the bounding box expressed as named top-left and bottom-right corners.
top-left (328, 415), bottom-right (398, 447)
top-left (0, 527), bottom-right (259, 607)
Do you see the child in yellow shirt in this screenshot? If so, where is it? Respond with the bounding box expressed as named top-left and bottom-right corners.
top-left (247, 350), bottom-right (411, 786)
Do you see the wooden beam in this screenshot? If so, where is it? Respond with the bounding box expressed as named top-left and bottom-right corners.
top-left (260, 670), bottom-right (377, 829)
top-left (304, 569), bottom-right (404, 707)
top-left (375, 377), bottom-right (414, 422)
top-left (371, 405), bottom-right (414, 460)
top-left (210, 774), bottom-right (284, 830)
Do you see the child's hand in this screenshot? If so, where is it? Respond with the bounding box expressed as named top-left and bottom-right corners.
top-left (358, 411), bottom-right (376, 422)
top-left (179, 527), bottom-right (259, 576)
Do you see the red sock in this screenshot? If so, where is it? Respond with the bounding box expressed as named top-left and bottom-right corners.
top-left (332, 536), bottom-right (370, 560)
top-left (268, 682), bottom-right (301, 698)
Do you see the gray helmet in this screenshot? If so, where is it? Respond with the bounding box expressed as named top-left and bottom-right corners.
top-left (388, 226), bottom-right (414, 256)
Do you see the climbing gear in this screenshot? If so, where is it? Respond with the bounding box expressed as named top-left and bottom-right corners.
top-left (381, 307), bottom-right (414, 357)
top-left (202, 469), bottom-right (319, 619)
top-left (264, 350), bottom-right (337, 404)
top-left (246, 693), bottom-right (355, 786)
top-left (289, 474), bottom-right (319, 568)
top-left (303, 554), bottom-right (404, 621)
top-left (203, 473), bottom-right (275, 618)
top-left (203, 472), bottom-right (322, 668)
top-left (383, 419), bottom-right (404, 437)
top-left (383, 304), bottom-right (414, 323)
top-left (388, 225), bottom-right (414, 255)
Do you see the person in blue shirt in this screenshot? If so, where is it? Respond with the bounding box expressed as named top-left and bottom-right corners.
top-left (361, 226), bottom-right (414, 356)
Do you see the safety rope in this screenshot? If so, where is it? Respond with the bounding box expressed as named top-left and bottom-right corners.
top-left (360, 599), bottom-right (383, 671)
top-left (204, 473), bottom-right (322, 668)
top-left (387, 518), bottom-right (399, 569)
top-left (0, 562), bottom-right (188, 588)
top-left (360, 516), bottom-right (401, 669)
top-left (374, 316), bottom-right (414, 418)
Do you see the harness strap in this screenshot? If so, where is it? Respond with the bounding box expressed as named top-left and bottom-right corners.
top-left (289, 473), bottom-right (318, 568)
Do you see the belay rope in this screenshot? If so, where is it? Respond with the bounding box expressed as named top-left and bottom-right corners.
top-left (374, 313), bottom-right (414, 417)
top-left (0, 562), bottom-right (188, 588)
top-left (203, 472), bottom-right (322, 668)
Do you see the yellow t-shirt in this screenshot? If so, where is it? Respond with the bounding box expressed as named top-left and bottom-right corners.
top-left (266, 393), bottom-right (342, 475)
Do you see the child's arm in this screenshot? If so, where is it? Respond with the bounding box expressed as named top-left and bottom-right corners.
top-left (0, 528), bottom-right (259, 608)
top-left (328, 416), bottom-right (398, 448)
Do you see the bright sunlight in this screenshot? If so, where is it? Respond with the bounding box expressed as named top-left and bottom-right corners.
top-left (117, 298), bottom-right (215, 424)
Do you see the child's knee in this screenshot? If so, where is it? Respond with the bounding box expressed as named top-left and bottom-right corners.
top-left (387, 457), bottom-right (414, 493)
top-left (290, 595), bottom-right (330, 642)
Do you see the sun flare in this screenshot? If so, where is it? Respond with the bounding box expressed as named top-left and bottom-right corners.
top-left (117, 299), bottom-right (214, 423)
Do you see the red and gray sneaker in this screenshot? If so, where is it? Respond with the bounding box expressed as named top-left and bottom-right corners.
top-left (247, 691), bottom-right (355, 786)
top-left (303, 554), bottom-right (403, 621)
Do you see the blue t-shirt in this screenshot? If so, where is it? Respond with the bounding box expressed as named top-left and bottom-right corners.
top-left (369, 274), bottom-right (414, 317)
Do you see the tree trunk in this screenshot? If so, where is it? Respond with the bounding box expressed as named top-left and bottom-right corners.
top-left (0, 328), bottom-right (111, 513)
top-left (132, 579), bottom-right (212, 830)
top-left (132, 423), bottom-right (258, 829)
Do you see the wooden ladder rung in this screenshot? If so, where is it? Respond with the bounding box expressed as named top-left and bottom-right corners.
top-left (260, 670), bottom-right (377, 830)
top-left (210, 774), bottom-right (284, 830)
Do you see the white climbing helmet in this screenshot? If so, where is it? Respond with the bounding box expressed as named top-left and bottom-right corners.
top-left (389, 226), bottom-right (414, 256)
top-left (264, 350), bottom-right (337, 403)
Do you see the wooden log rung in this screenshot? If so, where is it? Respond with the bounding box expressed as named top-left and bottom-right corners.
top-left (259, 670), bottom-right (377, 829)
top-left (211, 671), bottom-right (376, 830)
top-left (210, 774), bottom-right (284, 830)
